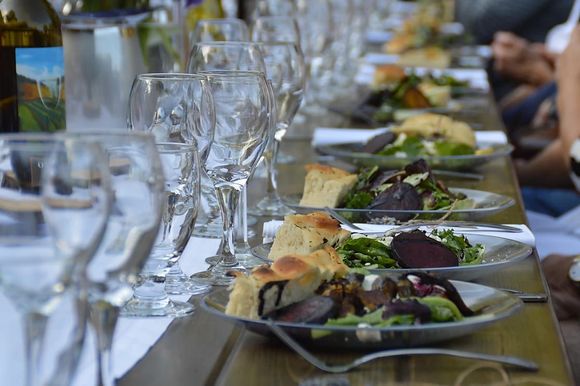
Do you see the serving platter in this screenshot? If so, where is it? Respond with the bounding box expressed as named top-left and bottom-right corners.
top-left (281, 188), bottom-right (514, 222)
top-left (251, 229), bottom-right (532, 281)
top-left (316, 141), bottom-right (513, 171)
top-left (201, 281), bottom-right (523, 350)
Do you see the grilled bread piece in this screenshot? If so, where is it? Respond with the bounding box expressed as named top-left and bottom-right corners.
top-left (268, 212), bottom-right (351, 260)
top-left (299, 164), bottom-right (357, 208)
top-left (225, 249), bottom-right (347, 319)
top-left (392, 113), bottom-right (476, 148)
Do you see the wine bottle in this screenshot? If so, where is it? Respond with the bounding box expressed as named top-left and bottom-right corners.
top-left (0, 0), bottom-right (66, 133)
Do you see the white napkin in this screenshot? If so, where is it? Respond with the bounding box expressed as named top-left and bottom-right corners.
top-left (355, 64), bottom-right (489, 91)
top-left (71, 237), bottom-right (221, 386)
top-left (312, 127), bottom-right (508, 147)
top-left (262, 220), bottom-right (535, 247)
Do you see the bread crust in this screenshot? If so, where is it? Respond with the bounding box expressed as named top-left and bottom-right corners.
top-left (268, 212), bottom-right (351, 260)
top-left (300, 164), bottom-right (357, 208)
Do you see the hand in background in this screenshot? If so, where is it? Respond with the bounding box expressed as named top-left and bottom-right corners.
top-left (541, 254), bottom-right (580, 321)
top-left (492, 31), bottom-right (554, 86)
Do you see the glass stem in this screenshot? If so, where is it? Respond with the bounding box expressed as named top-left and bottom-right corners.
top-left (236, 188), bottom-right (249, 245)
top-left (215, 184), bottom-right (240, 267)
top-left (266, 139), bottom-right (281, 195)
top-left (89, 301), bottom-right (120, 386)
top-left (23, 311), bottom-right (48, 386)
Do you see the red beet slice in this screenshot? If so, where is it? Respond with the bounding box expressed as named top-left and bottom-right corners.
top-left (265, 296), bottom-right (338, 324)
top-left (400, 271), bottom-right (474, 317)
top-left (368, 182), bottom-right (422, 221)
top-left (391, 230), bottom-right (458, 268)
top-left (361, 132), bottom-right (396, 153)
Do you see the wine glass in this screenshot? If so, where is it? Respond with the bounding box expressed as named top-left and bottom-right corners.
top-left (193, 71), bottom-right (272, 285)
top-left (251, 42), bottom-right (306, 216)
top-left (187, 41), bottom-right (266, 73)
top-left (0, 133), bottom-right (112, 386)
top-left (251, 16), bottom-right (301, 47)
top-left (251, 0), bottom-right (298, 21)
top-left (122, 142), bottom-right (202, 317)
top-left (187, 41), bottom-right (269, 267)
top-left (53, 131), bottom-right (164, 386)
top-left (128, 73), bottom-right (216, 292)
top-left (190, 18), bottom-right (250, 44)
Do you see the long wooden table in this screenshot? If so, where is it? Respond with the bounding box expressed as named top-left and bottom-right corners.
top-left (118, 100), bottom-right (574, 385)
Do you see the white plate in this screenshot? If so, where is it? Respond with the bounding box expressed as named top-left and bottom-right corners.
top-left (252, 230), bottom-right (532, 281)
top-left (201, 280), bottom-right (523, 349)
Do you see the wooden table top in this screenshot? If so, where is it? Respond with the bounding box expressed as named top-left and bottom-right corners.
top-left (118, 96), bottom-right (574, 386)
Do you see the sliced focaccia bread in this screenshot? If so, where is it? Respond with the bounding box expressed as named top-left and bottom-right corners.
top-left (392, 113), bottom-right (476, 148)
top-left (268, 211), bottom-right (351, 260)
top-left (299, 164), bottom-right (358, 208)
top-left (225, 249), bottom-right (347, 319)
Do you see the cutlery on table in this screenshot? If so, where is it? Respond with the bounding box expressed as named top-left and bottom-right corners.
top-left (266, 320), bottom-right (539, 373)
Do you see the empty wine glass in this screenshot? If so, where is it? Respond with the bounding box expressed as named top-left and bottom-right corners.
top-left (192, 71), bottom-right (272, 285)
top-left (251, 42), bottom-right (306, 216)
top-left (251, 16), bottom-right (301, 47)
top-left (54, 131), bottom-right (164, 386)
top-left (187, 41), bottom-right (266, 73)
top-left (128, 73), bottom-right (216, 291)
top-left (122, 142), bottom-right (203, 316)
top-left (187, 42), bottom-right (268, 267)
top-left (251, 0), bottom-right (298, 21)
top-left (190, 18), bottom-right (250, 44)
top-left (0, 133), bottom-right (112, 386)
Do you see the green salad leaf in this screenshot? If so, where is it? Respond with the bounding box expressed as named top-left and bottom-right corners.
top-left (434, 141), bottom-right (474, 156)
top-left (337, 237), bottom-right (397, 268)
top-left (431, 229), bottom-right (485, 265)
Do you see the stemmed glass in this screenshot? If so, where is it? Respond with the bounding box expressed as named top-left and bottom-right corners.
top-left (55, 131), bottom-right (164, 386)
top-left (251, 42), bottom-right (306, 216)
top-left (128, 73), bottom-right (215, 294)
top-left (187, 41), bottom-right (268, 267)
top-left (122, 142), bottom-right (202, 316)
top-left (190, 18), bottom-right (250, 43)
top-left (0, 133), bottom-right (112, 386)
top-left (250, 0), bottom-right (297, 21)
top-left (192, 71), bottom-right (272, 285)
top-left (251, 16), bottom-right (301, 47)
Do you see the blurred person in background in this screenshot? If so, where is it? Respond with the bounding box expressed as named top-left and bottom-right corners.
top-left (456, 0), bottom-right (572, 112)
top-left (527, 26), bottom-right (580, 385)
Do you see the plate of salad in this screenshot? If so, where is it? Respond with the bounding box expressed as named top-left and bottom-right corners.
top-left (202, 272), bottom-right (523, 349)
top-left (252, 226), bottom-right (532, 281)
top-left (285, 160), bottom-right (515, 221)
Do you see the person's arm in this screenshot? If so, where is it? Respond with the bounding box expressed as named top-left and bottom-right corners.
top-left (557, 27), bottom-right (580, 170)
top-left (542, 254), bottom-right (580, 321)
top-left (515, 139), bottom-right (570, 187)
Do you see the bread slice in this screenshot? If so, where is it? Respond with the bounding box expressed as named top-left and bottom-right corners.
top-left (299, 164), bottom-right (357, 208)
top-left (392, 113), bottom-right (476, 148)
top-left (268, 212), bottom-right (351, 260)
top-left (397, 47), bottom-right (451, 69)
top-left (225, 249), bottom-right (347, 319)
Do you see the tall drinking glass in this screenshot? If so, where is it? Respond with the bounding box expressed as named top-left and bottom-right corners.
top-left (122, 142), bottom-right (203, 316)
top-left (0, 134), bottom-right (112, 386)
top-left (128, 73), bottom-right (215, 292)
top-left (193, 71), bottom-right (272, 285)
top-left (53, 131), bottom-right (164, 386)
top-left (251, 42), bottom-right (305, 216)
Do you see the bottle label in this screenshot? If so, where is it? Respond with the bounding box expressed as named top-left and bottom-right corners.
top-left (15, 47), bottom-right (66, 132)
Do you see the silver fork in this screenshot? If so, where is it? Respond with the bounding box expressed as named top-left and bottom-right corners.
top-left (324, 207), bottom-right (365, 231)
top-left (266, 320), bottom-right (539, 373)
